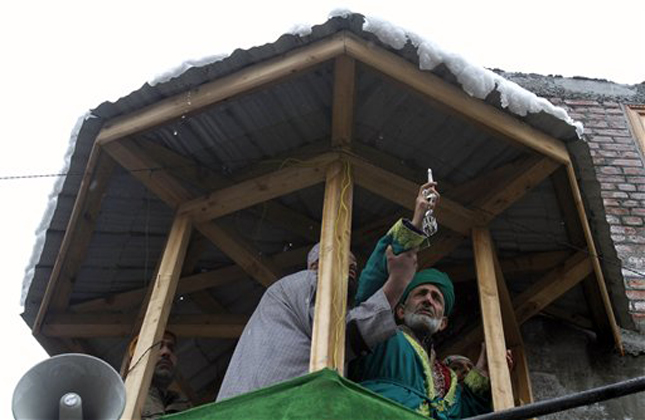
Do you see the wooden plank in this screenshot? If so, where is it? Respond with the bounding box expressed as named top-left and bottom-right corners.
top-left (310, 160), bottom-right (354, 372)
top-left (196, 222), bottom-right (282, 287)
top-left (552, 166), bottom-right (613, 344)
top-left (472, 227), bottom-right (514, 410)
top-left (349, 154), bottom-right (481, 235)
top-left (344, 33), bottom-right (570, 164)
top-left (441, 250), bottom-right (571, 282)
top-left (331, 55), bottom-right (356, 148)
top-left (43, 313), bottom-right (248, 338)
top-left (626, 106), bottom-right (645, 154)
top-left (33, 146), bottom-right (116, 333)
top-left (179, 153), bottom-right (336, 222)
top-left (475, 156), bottom-right (561, 219)
top-left (139, 139), bottom-right (322, 242)
top-left (492, 246), bottom-right (533, 406)
top-left (97, 34), bottom-right (346, 144)
top-left (102, 141), bottom-right (192, 208)
top-left (71, 245), bottom-right (311, 314)
top-left (121, 215), bottom-right (192, 420)
top-left (444, 251), bottom-right (594, 356)
top-left (565, 162), bottom-right (623, 353)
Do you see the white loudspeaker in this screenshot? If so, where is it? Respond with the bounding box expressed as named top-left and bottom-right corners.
top-left (12, 353), bottom-right (126, 420)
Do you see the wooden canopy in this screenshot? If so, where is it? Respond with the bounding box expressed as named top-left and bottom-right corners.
top-left (21, 13), bottom-right (624, 419)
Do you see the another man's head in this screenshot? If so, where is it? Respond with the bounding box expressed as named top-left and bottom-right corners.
top-left (128, 331), bottom-right (178, 390)
top-left (307, 243), bottom-right (359, 299)
top-left (395, 269), bottom-right (454, 337)
top-left (153, 331), bottom-right (178, 389)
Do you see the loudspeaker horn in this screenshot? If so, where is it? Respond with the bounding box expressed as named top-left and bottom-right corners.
top-left (12, 353), bottom-right (126, 420)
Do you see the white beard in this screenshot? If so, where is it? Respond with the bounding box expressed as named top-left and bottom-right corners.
top-left (404, 311), bottom-right (442, 335)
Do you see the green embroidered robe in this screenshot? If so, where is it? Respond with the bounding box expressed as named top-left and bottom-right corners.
top-left (349, 219), bottom-right (492, 419)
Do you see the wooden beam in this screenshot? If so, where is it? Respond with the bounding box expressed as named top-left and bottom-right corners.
top-left (349, 154), bottom-right (481, 235)
top-left (310, 160), bottom-right (354, 372)
top-left (196, 221), bottom-right (282, 287)
top-left (97, 34), bottom-right (346, 144)
top-left (441, 250), bottom-right (571, 283)
top-left (139, 139), bottom-right (322, 242)
top-left (43, 313), bottom-right (248, 338)
top-left (418, 156), bottom-right (560, 269)
top-left (121, 215), bottom-right (192, 420)
top-left (178, 153), bottom-right (336, 222)
top-left (475, 156), bottom-right (561, 220)
top-left (331, 55), bottom-right (356, 148)
top-left (102, 141), bottom-right (192, 208)
top-left (492, 246), bottom-right (533, 406)
top-left (552, 166), bottom-right (613, 344)
top-left (33, 145), bottom-right (116, 333)
top-left (71, 245), bottom-right (310, 314)
top-left (444, 251), bottom-right (594, 356)
top-left (564, 163), bottom-right (623, 353)
top-left (472, 227), bottom-right (514, 410)
top-left (344, 33), bottom-right (570, 164)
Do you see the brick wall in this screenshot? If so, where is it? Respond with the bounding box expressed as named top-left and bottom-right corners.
top-left (552, 98), bottom-right (645, 332)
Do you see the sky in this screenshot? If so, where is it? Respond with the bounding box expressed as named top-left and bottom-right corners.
top-left (1, 0), bottom-right (643, 417)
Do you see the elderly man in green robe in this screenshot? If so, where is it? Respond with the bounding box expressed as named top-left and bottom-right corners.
top-left (348, 183), bottom-right (494, 419)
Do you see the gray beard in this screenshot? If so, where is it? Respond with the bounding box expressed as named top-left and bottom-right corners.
top-left (404, 311), bottom-right (442, 336)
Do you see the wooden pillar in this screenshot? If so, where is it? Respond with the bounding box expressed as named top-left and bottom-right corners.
top-left (491, 247), bottom-right (533, 407)
top-left (120, 215), bottom-right (192, 420)
top-left (472, 227), bottom-right (514, 410)
top-left (309, 159), bottom-right (354, 373)
top-left (565, 163), bottom-right (623, 354)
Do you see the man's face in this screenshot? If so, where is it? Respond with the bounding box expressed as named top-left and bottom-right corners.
top-left (153, 333), bottom-right (177, 386)
top-left (397, 284), bottom-right (448, 335)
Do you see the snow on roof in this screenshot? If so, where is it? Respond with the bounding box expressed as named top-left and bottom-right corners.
top-left (149, 9), bottom-right (583, 137)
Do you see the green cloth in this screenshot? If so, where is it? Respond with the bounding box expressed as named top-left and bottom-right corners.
top-left (400, 269), bottom-right (455, 316)
top-left (162, 369), bottom-right (428, 420)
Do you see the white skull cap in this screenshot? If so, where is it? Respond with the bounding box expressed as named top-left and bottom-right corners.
top-left (307, 243), bottom-right (320, 269)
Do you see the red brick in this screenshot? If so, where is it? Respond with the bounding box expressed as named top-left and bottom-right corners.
top-left (606, 215), bottom-right (621, 224)
top-left (598, 166), bottom-right (622, 175)
top-left (597, 175), bottom-right (626, 182)
top-left (603, 198), bottom-right (621, 206)
top-left (627, 290), bottom-right (645, 300)
top-left (601, 191), bottom-right (629, 198)
top-left (597, 150), bottom-right (619, 158)
top-left (601, 143), bottom-right (635, 151)
top-left (623, 216), bottom-right (644, 226)
top-left (618, 183), bottom-right (637, 192)
top-left (624, 167), bottom-right (645, 175)
top-left (621, 200), bottom-right (640, 207)
top-left (608, 159), bottom-right (642, 167)
top-left (628, 177), bottom-right (645, 184)
top-left (607, 108), bottom-right (627, 114)
top-left (600, 182), bottom-right (616, 190)
top-left (628, 279), bottom-right (645, 290)
top-left (606, 207), bottom-right (630, 215)
top-left (630, 301), bottom-right (645, 312)
top-left (565, 99), bottom-right (600, 106)
top-left (594, 129), bottom-right (632, 137)
top-left (631, 208), bottom-right (645, 217)
top-left (588, 135), bottom-right (614, 143)
top-left (630, 193), bottom-right (645, 200)
top-left (603, 102), bottom-right (621, 108)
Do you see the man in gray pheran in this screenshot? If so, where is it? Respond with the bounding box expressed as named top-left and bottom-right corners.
top-left (216, 182), bottom-right (437, 402)
top-left (216, 244), bottom-right (418, 401)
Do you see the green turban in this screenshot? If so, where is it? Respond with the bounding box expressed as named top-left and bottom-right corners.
top-left (398, 269), bottom-right (455, 316)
